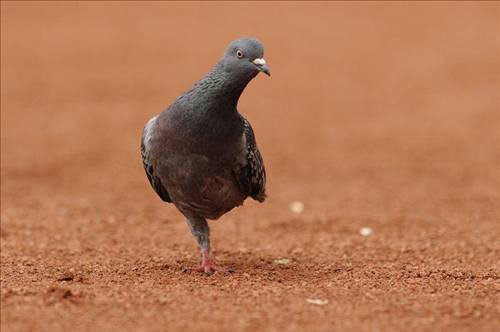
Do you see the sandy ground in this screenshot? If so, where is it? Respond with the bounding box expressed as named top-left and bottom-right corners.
top-left (1, 2), bottom-right (499, 331)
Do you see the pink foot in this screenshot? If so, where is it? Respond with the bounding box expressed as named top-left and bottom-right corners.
top-left (195, 250), bottom-right (217, 275)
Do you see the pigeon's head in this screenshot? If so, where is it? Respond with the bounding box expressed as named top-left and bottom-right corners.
top-left (220, 37), bottom-right (271, 81)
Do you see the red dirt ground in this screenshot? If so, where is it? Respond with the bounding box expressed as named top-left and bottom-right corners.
top-left (1, 2), bottom-right (499, 331)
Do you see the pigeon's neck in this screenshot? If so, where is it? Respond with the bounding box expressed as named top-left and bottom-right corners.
top-left (187, 64), bottom-right (251, 113)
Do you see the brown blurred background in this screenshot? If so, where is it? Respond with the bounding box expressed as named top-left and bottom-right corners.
top-left (1, 2), bottom-right (499, 332)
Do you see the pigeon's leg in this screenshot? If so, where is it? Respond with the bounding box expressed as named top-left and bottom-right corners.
top-left (186, 215), bottom-right (217, 275)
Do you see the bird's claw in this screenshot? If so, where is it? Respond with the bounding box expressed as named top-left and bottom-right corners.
top-left (193, 250), bottom-right (217, 275)
top-left (195, 263), bottom-right (217, 276)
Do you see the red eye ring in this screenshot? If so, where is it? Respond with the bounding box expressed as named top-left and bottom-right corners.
top-left (236, 50), bottom-right (244, 58)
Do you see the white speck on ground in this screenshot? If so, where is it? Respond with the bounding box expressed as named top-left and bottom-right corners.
top-left (306, 299), bottom-right (328, 305)
top-left (290, 201), bottom-right (304, 214)
top-left (360, 227), bottom-right (373, 236)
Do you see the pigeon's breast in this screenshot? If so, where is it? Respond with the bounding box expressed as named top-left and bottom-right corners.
top-left (159, 102), bottom-right (243, 155)
top-left (151, 107), bottom-right (247, 219)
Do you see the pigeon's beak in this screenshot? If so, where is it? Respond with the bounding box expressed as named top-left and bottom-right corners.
top-left (253, 58), bottom-right (271, 76)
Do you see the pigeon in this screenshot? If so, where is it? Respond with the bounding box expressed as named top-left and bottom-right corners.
top-left (141, 37), bottom-right (270, 275)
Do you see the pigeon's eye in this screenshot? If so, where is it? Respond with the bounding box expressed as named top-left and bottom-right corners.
top-left (236, 50), bottom-right (244, 58)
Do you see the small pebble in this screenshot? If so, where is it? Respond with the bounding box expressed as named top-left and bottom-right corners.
top-left (306, 298), bottom-right (328, 305)
top-left (56, 272), bottom-right (75, 282)
top-left (290, 201), bottom-right (304, 214)
top-left (273, 258), bottom-right (290, 265)
top-left (359, 227), bottom-right (373, 236)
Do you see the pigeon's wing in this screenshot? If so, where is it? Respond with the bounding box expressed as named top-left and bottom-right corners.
top-left (235, 116), bottom-right (267, 202)
top-left (141, 116), bottom-right (172, 203)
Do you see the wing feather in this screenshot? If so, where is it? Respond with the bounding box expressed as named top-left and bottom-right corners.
top-left (141, 116), bottom-right (172, 203)
top-left (235, 116), bottom-right (267, 202)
